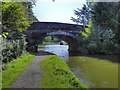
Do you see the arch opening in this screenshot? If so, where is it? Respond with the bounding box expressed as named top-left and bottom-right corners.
top-left (41, 36), bottom-right (67, 45)
top-left (25, 30), bottom-right (79, 52)
top-left (38, 34), bottom-right (79, 52)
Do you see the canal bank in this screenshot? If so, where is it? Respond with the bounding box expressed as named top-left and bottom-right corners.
top-left (39, 44), bottom-right (119, 88)
top-left (40, 55), bottom-right (87, 88)
top-left (3, 50), bottom-right (87, 88)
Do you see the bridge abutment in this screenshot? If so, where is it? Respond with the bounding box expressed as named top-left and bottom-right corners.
top-left (26, 39), bottom-right (38, 52)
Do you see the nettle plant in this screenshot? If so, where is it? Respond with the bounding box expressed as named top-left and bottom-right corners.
top-left (2, 33), bottom-right (27, 63)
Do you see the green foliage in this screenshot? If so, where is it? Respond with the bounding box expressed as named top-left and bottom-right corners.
top-left (2, 34), bottom-right (27, 63)
top-left (2, 32), bottom-right (9, 39)
top-left (0, 36), bottom-right (3, 61)
top-left (42, 36), bottom-right (62, 45)
top-left (2, 33), bottom-right (7, 39)
top-left (0, 72), bottom-right (1, 90)
top-left (87, 27), bottom-right (120, 55)
top-left (2, 2), bottom-right (38, 64)
top-left (79, 25), bottom-right (120, 54)
top-left (2, 2), bottom-right (30, 32)
top-left (22, 2), bottom-right (38, 22)
top-left (71, 3), bottom-right (93, 28)
top-left (92, 2), bottom-right (120, 43)
top-left (43, 36), bottom-right (61, 43)
top-left (74, 2), bottom-right (120, 55)
top-left (41, 55), bottom-right (88, 88)
top-left (80, 21), bottom-right (92, 38)
top-left (2, 54), bottom-right (35, 88)
top-left (92, 2), bottom-right (119, 31)
top-left (43, 36), bottom-right (52, 42)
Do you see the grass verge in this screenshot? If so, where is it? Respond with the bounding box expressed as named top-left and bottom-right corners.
top-left (2, 53), bottom-right (35, 88)
top-left (40, 55), bottom-right (88, 89)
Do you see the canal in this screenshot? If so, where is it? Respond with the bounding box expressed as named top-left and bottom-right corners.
top-left (39, 45), bottom-right (119, 88)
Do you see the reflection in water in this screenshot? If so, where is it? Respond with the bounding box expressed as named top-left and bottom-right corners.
top-left (67, 57), bottom-right (118, 88)
top-left (39, 45), bottom-right (69, 61)
top-left (39, 45), bottom-right (119, 88)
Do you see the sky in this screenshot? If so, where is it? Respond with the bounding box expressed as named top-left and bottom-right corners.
top-left (32, 0), bottom-right (86, 24)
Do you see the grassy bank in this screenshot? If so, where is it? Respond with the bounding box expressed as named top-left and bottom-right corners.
top-left (2, 53), bottom-right (35, 88)
top-left (40, 55), bottom-right (88, 88)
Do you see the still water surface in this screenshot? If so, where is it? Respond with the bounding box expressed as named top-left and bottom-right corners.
top-left (39, 45), bottom-right (119, 88)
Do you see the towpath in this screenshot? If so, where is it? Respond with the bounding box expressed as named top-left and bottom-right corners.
top-left (11, 51), bottom-right (51, 88)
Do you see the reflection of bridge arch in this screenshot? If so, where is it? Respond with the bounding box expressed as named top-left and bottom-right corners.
top-left (23, 22), bottom-right (86, 52)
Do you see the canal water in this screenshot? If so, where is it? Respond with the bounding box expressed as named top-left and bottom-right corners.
top-left (39, 45), bottom-right (119, 88)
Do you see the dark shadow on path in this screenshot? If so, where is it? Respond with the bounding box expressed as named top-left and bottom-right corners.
top-left (31, 50), bottom-right (55, 56)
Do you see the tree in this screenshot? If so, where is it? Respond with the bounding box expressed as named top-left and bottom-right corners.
top-left (72, 2), bottom-right (120, 54)
top-left (22, 2), bottom-right (38, 22)
top-left (92, 2), bottom-right (120, 43)
top-left (1, 2), bottom-right (38, 63)
top-left (71, 3), bottom-right (93, 29)
top-left (2, 2), bottom-right (30, 33)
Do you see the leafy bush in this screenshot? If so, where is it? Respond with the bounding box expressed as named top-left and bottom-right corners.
top-left (87, 42), bottom-right (97, 54)
top-left (2, 34), bottom-right (27, 63)
top-left (2, 2), bottom-right (30, 32)
top-left (78, 21), bottom-right (120, 55)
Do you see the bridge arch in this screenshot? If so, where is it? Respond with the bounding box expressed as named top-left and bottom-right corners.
top-left (43, 32), bottom-right (79, 52)
top-left (23, 22), bottom-right (86, 52)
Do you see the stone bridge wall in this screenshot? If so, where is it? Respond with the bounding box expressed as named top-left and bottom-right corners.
top-left (23, 22), bottom-right (87, 52)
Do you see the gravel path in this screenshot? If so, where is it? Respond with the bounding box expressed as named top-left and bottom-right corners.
top-left (11, 51), bottom-right (50, 88)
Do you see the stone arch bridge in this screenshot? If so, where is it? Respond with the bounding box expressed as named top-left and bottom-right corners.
top-left (23, 22), bottom-right (86, 52)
